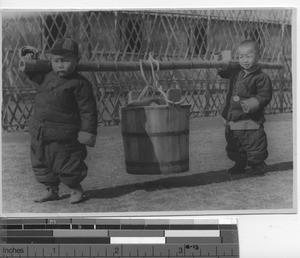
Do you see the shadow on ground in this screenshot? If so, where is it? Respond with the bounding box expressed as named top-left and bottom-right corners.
top-left (62, 161), bottom-right (292, 201)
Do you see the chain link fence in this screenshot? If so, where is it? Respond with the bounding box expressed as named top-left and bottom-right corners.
top-left (2, 9), bottom-right (292, 131)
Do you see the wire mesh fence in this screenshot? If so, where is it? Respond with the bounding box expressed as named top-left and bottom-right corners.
top-left (2, 9), bottom-right (292, 131)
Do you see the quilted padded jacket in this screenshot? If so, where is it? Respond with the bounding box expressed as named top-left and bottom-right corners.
top-left (29, 71), bottom-right (98, 143)
top-left (218, 65), bottom-right (272, 123)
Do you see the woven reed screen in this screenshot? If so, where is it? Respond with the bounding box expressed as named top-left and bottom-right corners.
top-left (2, 10), bottom-right (292, 131)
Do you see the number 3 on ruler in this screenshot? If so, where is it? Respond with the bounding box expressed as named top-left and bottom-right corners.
top-left (178, 247), bottom-right (183, 254)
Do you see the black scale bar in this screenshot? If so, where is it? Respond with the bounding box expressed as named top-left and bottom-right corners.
top-left (5, 225), bottom-right (23, 230)
top-left (3, 224), bottom-right (73, 230)
top-left (24, 224), bottom-right (46, 229)
top-left (72, 225), bottom-right (95, 229)
top-left (96, 225), bottom-right (121, 230)
top-left (4, 237), bottom-right (110, 244)
top-left (7, 230), bottom-right (53, 237)
top-left (3, 225), bottom-right (237, 230)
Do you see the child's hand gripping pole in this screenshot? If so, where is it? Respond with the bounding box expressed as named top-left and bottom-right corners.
top-left (19, 46), bottom-right (40, 60)
top-left (18, 46), bottom-right (40, 81)
top-left (18, 46), bottom-right (47, 87)
top-left (213, 50), bottom-right (232, 62)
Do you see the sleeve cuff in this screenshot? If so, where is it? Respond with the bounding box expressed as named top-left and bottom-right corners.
top-left (253, 95), bottom-right (264, 105)
top-left (78, 131), bottom-right (96, 147)
top-left (241, 97), bottom-right (260, 113)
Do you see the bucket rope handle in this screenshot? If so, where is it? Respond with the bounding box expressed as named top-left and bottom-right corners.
top-left (138, 53), bottom-right (185, 105)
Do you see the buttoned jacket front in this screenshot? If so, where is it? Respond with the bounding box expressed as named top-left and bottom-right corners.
top-left (218, 65), bottom-right (272, 123)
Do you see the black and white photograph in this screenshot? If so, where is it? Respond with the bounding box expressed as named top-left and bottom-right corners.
top-left (1, 9), bottom-right (294, 214)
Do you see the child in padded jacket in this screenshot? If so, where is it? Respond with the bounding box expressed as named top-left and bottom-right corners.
top-left (218, 40), bottom-right (272, 176)
top-left (20, 38), bottom-right (98, 203)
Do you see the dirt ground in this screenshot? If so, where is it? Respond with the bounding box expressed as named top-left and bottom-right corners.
top-left (1, 113), bottom-right (294, 214)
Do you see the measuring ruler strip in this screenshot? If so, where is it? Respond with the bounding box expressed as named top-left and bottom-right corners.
top-left (1, 243), bottom-right (239, 257)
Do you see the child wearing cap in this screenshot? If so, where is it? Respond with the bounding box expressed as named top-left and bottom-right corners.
top-left (218, 40), bottom-right (272, 176)
top-left (19, 38), bottom-right (98, 203)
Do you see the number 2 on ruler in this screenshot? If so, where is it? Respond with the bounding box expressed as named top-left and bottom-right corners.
top-left (114, 247), bottom-right (119, 254)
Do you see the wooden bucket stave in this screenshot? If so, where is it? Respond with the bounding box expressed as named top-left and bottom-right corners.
top-left (120, 104), bottom-right (190, 174)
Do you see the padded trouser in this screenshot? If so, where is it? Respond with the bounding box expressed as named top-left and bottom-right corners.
top-left (30, 137), bottom-right (87, 188)
top-left (225, 127), bottom-right (268, 166)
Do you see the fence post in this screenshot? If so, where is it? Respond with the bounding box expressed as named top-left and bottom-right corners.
top-left (279, 23), bottom-right (285, 113)
top-left (204, 71), bottom-right (211, 116)
top-left (204, 16), bottom-right (211, 117)
top-left (80, 12), bottom-right (92, 60)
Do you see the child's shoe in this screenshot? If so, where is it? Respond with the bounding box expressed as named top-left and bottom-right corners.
top-left (34, 185), bottom-right (60, 203)
top-left (227, 162), bottom-right (246, 174)
top-left (69, 185), bottom-right (84, 204)
top-left (252, 162), bottom-right (267, 176)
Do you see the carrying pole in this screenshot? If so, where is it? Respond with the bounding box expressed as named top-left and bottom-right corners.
top-left (19, 59), bottom-right (282, 73)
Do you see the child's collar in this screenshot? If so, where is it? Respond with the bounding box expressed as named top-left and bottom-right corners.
top-left (242, 65), bottom-right (261, 76)
top-left (52, 70), bottom-right (78, 79)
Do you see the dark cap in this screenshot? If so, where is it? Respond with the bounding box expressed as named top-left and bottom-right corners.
top-left (50, 37), bottom-right (79, 56)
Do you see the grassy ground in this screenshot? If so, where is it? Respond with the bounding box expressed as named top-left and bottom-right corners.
top-left (2, 113), bottom-right (293, 214)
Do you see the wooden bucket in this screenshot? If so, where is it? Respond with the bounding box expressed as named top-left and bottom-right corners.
top-left (120, 103), bottom-right (190, 174)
